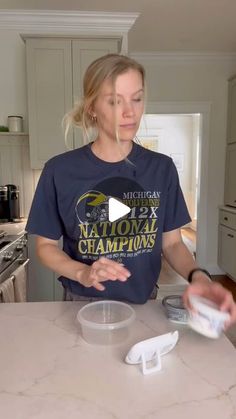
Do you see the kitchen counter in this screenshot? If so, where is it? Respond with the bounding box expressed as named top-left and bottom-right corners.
top-left (0, 301), bottom-right (236, 419)
top-left (0, 219), bottom-right (27, 235)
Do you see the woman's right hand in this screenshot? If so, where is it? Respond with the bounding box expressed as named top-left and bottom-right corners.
top-left (35, 236), bottom-right (131, 292)
top-left (76, 256), bottom-right (131, 291)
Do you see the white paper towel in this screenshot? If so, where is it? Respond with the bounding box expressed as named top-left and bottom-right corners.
top-left (0, 277), bottom-right (15, 302)
top-left (13, 263), bottom-right (27, 302)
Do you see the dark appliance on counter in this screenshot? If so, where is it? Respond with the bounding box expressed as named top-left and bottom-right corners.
top-left (0, 184), bottom-right (20, 222)
top-left (0, 186), bottom-right (8, 221)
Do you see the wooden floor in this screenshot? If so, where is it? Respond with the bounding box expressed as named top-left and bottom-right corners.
top-left (212, 275), bottom-right (236, 302)
top-left (182, 227), bottom-right (236, 301)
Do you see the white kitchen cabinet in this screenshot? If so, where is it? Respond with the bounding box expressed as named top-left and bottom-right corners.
top-left (72, 39), bottom-right (120, 149)
top-left (218, 74), bottom-right (236, 278)
top-left (26, 37), bottom-right (120, 169)
top-left (26, 39), bottom-right (73, 169)
top-left (224, 75), bottom-right (236, 207)
top-left (218, 207), bottom-right (236, 281)
top-left (227, 75), bottom-right (236, 144)
top-left (224, 143), bottom-right (236, 207)
top-left (27, 235), bottom-right (64, 302)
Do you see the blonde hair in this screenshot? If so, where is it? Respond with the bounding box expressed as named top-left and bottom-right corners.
top-left (63, 53), bottom-right (145, 145)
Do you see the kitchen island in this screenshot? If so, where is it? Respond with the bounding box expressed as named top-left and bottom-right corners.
top-left (0, 301), bottom-right (236, 419)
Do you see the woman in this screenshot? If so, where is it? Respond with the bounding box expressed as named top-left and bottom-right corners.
top-left (26, 54), bottom-right (236, 325)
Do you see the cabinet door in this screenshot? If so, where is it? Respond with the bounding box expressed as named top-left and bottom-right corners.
top-left (27, 235), bottom-right (54, 301)
top-left (227, 76), bottom-right (236, 144)
top-left (26, 39), bottom-right (73, 169)
top-left (72, 39), bottom-right (120, 149)
top-left (224, 143), bottom-right (236, 207)
top-left (27, 235), bottom-right (64, 301)
top-left (218, 225), bottom-right (236, 280)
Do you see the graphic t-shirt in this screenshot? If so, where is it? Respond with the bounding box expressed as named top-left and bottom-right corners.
top-left (26, 142), bottom-right (191, 303)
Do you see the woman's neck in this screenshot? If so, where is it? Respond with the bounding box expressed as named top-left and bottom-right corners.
top-left (91, 138), bottom-right (133, 162)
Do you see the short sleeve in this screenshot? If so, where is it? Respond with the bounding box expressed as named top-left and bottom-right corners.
top-left (26, 161), bottom-right (64, 239)
top-left (163, 161), bottom-right (191, 232)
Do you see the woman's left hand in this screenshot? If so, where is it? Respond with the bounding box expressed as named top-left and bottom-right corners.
top-left (182, 277), bottom-right (236, 328)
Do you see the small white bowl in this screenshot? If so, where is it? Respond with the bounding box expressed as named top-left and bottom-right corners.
top-left (77, 300), bottom-right (136, 345)
top-left (188, 295), bottom-right (230, 338)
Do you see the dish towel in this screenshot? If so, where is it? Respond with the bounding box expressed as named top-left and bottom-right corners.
top-left (13, 264), bottom-right (27, 302)
top-left (0, 277), bottom-right (15, 302)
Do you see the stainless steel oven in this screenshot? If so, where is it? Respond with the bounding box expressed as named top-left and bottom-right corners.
top-left (0, 231), bottom-right (29, 286)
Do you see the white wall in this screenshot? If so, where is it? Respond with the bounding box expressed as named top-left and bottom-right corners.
top-left (0, 27), bottom-right (236, 272)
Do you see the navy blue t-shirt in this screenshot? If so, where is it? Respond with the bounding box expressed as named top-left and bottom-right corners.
top-left (26, 142), bottom-right (191, 303)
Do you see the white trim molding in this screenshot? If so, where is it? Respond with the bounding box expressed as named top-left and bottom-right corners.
top-left (0, 9), bottom-right (139, 54)
top-left (0, 10), bottom-right (139, 53)
top-left (131, 51), bottom-right (236, 63)
top-left (0, 10), bottom-right (139, 34)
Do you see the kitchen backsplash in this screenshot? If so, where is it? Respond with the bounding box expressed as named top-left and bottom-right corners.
top-left (0, 133), bottom-right (41, 218)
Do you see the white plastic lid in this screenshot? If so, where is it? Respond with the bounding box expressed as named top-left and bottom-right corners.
top-left (125, 331), bottom-right (179, 375)
top-left (189, 295), bottom-right (230, 321)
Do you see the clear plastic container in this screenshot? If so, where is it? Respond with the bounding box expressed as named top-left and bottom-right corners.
top-left (162, 295), bottom-right (188, 324)
top-left (77, 300), bottom-right (136, 345)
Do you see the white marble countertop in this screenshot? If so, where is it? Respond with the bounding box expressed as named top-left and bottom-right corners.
top-left (0, 301), bottom-right (236, 419)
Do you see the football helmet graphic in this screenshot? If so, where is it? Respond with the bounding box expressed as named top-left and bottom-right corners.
top-left (75, 190), bottom-right (109, 224)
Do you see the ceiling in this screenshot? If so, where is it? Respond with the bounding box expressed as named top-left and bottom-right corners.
top-left (1, 0), bottom-right (236, 53)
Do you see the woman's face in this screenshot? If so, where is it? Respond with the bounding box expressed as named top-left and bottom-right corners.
top-left (92, 69), bottom-right (144, 143)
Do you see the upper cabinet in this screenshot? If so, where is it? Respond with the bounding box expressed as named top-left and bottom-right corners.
top-left (227, 75), bottom-right (236, 144)
top-left (71, 39), bottom-right (120, 150)
top-left (26, 39), bottom-right (73, 169)
top-left (224, 75), bottom-right (236, 207)
top-left (218, 75), bottom-right (236, 278)
top-left (26, 37), bottom-right (120, 169)
top-left (224, 143), bottom-right (236, 207)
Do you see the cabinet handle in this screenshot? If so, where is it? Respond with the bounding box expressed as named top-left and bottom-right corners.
top-left (227, 234), bottom-right (234, 238)
top-left (224, 217), bottom-right (228, 221)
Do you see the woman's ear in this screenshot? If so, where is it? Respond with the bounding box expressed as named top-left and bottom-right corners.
top-left (88, 109), bottom-right (97, 122)
top-left (88, 106), bottom-right (97, 121)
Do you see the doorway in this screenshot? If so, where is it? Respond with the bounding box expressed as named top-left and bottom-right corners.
top-left (136, 101), bottom-right (211, 267)
top-left (137, 113), bottom-right (199, 233)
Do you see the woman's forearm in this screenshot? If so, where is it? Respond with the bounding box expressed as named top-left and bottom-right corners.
top-left (36, 241), bottom-right (87, 283)
top-left (35, 238), bottom-right (131, 291)
top-left (162, 241), bottom-right (197, 281)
